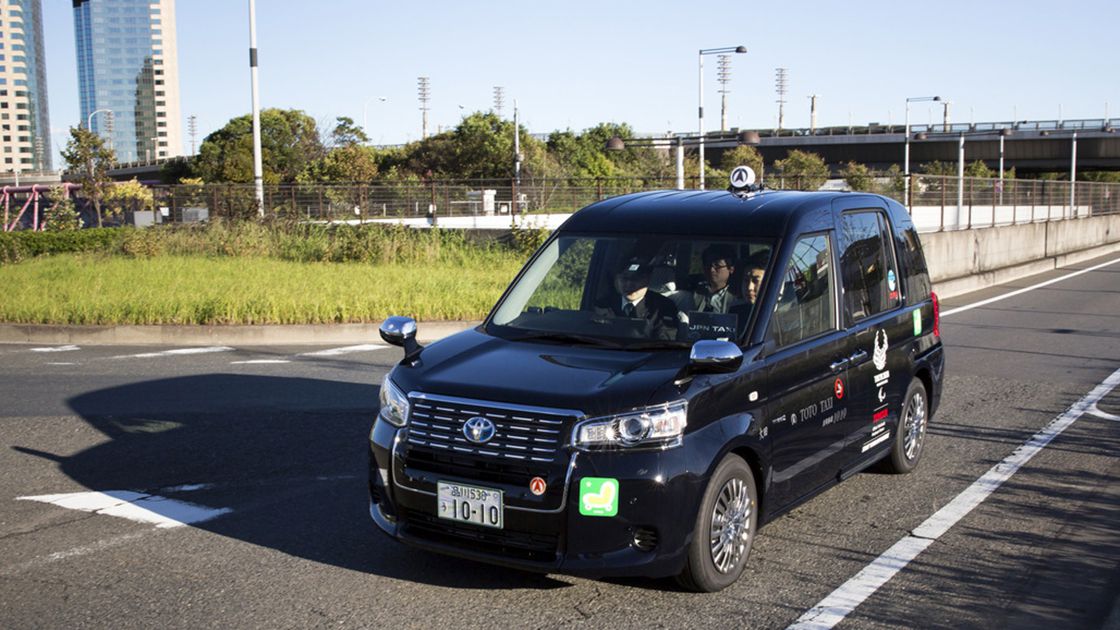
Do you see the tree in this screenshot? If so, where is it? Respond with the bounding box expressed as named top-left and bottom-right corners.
top-left (61, 126), bottom-right (116, 227)
top-left (919, 161), bottom-right (956, 176)
top-left (773, 150), bottom-right (829, 190)
top-left (720, 145), bottom-right (764, 176)
top-left (964, 160), bottom-right (994, 179)
top-left (192, 108), bottom-right (324, 184)
top-left (299, 144), bottom-right (379, 183)
top-left (43, 187), bottom-right (81, 231)
top-left (104, 178), bottom-right (155, 220)
top-left (328, 116), bottom-right (369, 148)
top-left (840, 161), bottom-right (873, 192)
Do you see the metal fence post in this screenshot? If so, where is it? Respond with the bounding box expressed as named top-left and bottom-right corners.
top-left (939, 176), bottom-right (946, 231)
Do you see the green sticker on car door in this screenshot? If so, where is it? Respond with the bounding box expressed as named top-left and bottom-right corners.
top-left (579, 477), bottom-right (619, 517)
top-left (913, 309), bottom-right (923, 336)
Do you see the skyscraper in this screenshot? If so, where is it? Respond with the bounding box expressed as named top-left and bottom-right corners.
top-left (0, 0), bottom-right (52, 172)
top-left (73, 0), bottom-right (182, 163)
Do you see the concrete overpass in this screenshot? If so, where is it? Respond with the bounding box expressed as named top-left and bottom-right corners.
top-left (699, 117), bottom-right (1120, 174)
top-left (46, 117), bottom-right (1120, 185)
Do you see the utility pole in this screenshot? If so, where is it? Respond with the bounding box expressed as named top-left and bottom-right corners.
top-left (493, 86), bottom-right (505, 118)
top-left (775, 67), bottom-right (792, 131)
top-left (808, 94), bottom-right (819, 133)
top-left (417, 77), bottom-right (431, 139)
top-left (717, 55), bottom-right (732, 132)
top-left (187, 115), bottom-right (198, 155)
top-left (941, 101), bottom-right (952, 132)
top-left (513, 100), bottom-right (521, 216)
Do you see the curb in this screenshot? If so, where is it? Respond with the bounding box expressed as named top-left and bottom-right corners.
top-left (0, 321), bottom-right (480, 346)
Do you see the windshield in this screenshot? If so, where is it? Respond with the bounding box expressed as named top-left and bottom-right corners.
top-left (489, 234), bottom-right (774, 346)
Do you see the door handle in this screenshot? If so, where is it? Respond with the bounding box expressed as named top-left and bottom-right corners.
top-left (829, 358), bottom-right (849, 373)
top-left (849, 349), bottom-right (869, 364)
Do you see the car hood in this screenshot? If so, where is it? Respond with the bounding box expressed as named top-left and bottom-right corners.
top-left (388, 328), bottom-right (687, 418)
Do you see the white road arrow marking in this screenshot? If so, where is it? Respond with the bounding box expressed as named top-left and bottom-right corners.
top-left (110, 346), bottom-right (234, 359)
top-left (17, 490), bottom-right (231, 529)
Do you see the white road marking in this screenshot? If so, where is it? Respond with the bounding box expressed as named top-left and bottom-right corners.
top-left (110, 346), bottom-right (234, 359)
top-left (299, 343), bottom-right (386, 357)
top-left (789, 366), bottom-right (1120, 630)
top-left (941, 256), bottom-right (1120, 317)
top-left (30, 345), bottom-right (80, 353)
top-left (230, 359), bottom-right (291, 364)
top-left (17, 490), bottom-right (232, 529)
top-left (0, 532), bottom-right (151, 577)
top-left (1088, 402), bottom-right (1120, 422)
top-left (46, 362), bottom-right (77, 366)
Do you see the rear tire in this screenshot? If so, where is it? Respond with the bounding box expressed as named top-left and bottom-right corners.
top-left (676, 454), bottom-right (757, 592)
top-left (883, 379), bottom-right (929, 474)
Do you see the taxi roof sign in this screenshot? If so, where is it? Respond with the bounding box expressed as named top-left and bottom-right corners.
top-left (730, 166), bottom-right (756, 188)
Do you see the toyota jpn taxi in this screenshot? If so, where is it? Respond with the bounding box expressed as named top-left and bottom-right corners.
top-left (368, 171), bottom-right (945, 592)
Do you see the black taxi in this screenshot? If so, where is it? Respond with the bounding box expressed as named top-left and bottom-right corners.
top-left (369, 172), bottom-right (945, 592)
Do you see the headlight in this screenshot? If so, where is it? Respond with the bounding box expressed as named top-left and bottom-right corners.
top-left (378, 375), bottom-right (410, 427)
top-left (573, 401), bottom-right (687, 450)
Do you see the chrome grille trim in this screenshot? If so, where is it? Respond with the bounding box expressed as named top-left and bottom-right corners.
top-left (405, 393), bottom-right (583, 464)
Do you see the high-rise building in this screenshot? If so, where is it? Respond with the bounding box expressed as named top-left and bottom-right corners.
top-left (73, 0), bottom-right (182, 163)
top-left (0, 0), bottom-right (52, 172)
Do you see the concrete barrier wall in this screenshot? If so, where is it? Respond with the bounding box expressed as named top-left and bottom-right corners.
top-left (925, 214), bottom-right (1120, 297)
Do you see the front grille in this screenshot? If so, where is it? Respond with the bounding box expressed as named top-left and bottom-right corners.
top-left (406, 394), bottom-right (576, 464)
top-left (402, 508), bottom-right (559, 563)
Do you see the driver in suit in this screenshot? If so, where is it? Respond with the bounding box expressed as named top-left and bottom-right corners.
top-left (593, 256), bottom-right (679, 339)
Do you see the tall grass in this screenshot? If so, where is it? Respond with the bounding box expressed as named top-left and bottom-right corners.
top-left (0, 254), bottom-right (524, 324)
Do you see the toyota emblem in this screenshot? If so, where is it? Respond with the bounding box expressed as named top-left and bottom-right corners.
top-left (463, 416), bottom-right (496, 444)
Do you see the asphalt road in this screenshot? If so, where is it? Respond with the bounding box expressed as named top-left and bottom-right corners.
top-left (2, 254), bottom-right (1119, 629)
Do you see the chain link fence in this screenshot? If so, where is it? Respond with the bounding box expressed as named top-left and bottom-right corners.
top-left (7, 175), bottom-right (1118, 233)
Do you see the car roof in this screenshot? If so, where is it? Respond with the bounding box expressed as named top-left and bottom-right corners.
top-left (559, 189), bottom-right (895, 239)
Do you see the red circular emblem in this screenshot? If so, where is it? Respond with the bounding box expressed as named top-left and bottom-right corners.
top-left (834, 378), bottom-right (845, 400)
top-left (529, 477), bottom-right (547, 496)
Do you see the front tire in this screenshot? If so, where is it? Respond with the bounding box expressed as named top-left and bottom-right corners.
top-left (883, 379), bottom-right (929, 474)
top-left (676, 454), bottom-right (757, 592)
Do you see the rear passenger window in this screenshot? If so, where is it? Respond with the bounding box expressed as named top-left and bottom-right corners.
top-left (765, 234), bottom-right (835, 348)
top-left (839, 212), bottom-right (900, 322)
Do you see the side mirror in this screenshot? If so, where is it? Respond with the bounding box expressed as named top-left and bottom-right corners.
top-left (689, 340), bottom-right (743, 373)
top-left (380, 316), bottom-right (423, 359)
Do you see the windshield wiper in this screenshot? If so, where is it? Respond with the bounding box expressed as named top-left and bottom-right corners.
top-left (509, 331), bottom-right (623, 348)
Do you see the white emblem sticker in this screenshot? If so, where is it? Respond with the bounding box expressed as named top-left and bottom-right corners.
top-left (873, 329), bottom-right (889, 371)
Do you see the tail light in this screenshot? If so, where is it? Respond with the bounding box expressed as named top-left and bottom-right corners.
top-left (931, 292), bottom-right (940, 339)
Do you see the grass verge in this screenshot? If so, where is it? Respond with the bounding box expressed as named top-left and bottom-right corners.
top-left (0, 254), bottom-right (524, 324)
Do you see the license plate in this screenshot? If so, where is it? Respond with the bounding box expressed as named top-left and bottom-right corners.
top-left (437, 481), bottom-right (503, 529)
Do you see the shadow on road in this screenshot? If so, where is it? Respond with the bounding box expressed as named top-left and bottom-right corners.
top-left (13, 374), bottom-right (571, 590)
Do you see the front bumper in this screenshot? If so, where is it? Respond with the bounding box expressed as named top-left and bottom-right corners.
top-left (367, 417), bottom-right (712, 578)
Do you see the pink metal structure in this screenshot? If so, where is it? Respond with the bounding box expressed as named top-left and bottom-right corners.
top-left (2, 183), bottom-right (80, 232)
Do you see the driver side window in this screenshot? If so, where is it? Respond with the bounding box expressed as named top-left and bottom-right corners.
top-left (765, 234), bottom-right (836, 348)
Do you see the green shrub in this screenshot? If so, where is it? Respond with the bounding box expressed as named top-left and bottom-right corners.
top-left (0, 228), bottom-right (122, 264)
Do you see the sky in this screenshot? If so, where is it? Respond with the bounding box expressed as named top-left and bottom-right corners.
top-left (41, 0), bottom-right (1119, 164)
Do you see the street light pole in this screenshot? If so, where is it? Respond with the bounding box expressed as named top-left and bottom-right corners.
top-left (87, 108), bottom-right (112, 131)
top-left (1070, 131), bottom-right (1078, 215)
top-left (248, 0), bottom-right (264, 217)
top-left (904, 96), bottom-right (940, 207)
top-left (698, 45), bottom-right (746, 190)
top-left (957, 133), bottom-right (965, 227)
